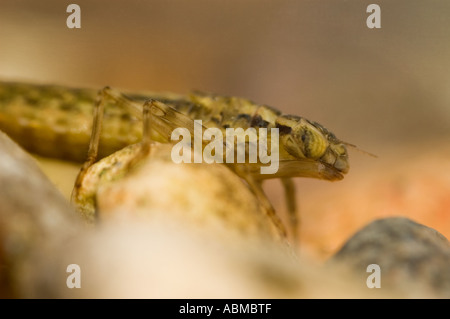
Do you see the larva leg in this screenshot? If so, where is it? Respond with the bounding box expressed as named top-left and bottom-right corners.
top-left (246, 177), bottom-right (287, 239)
top-left (123, 99), bottom-right (157, 169)
top-left (71, 87), bottom-right (143, 203)
top-left (232, 165), bottom-right (288, 238)
top-left (281, 177), bottom-right (299, 243)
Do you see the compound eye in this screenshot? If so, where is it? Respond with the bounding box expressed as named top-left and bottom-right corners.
top-left (299, 125), bottom-right (328, 159)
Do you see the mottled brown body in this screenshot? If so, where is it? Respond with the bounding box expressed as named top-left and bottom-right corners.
top-left (0, 80), bottom-right (350, 240)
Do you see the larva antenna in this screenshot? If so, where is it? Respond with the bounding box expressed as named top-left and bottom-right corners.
top-left (341, 141), bottom-right (378, 158)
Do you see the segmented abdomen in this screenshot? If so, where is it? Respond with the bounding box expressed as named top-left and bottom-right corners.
top-left (0, 82), bottom-right (143, 162)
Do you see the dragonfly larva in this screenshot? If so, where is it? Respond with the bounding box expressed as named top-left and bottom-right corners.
top-left (0, 80), bottom-right (350, 240)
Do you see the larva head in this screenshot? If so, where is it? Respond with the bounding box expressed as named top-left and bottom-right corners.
top-left (276, 115), bottom-right (349, 174)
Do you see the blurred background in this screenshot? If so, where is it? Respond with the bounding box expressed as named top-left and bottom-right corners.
top-left (1, 0), bottom-right (450, 259)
